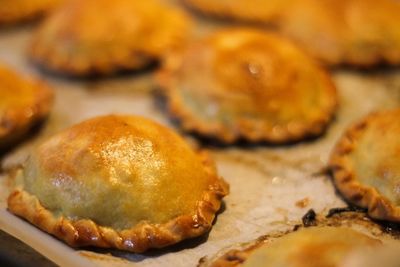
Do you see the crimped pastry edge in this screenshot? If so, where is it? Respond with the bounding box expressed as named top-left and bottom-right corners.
top-left (0, 0), bottom-right (61, 25)
top-left (329, 110), bottom-right (400, 222)
top-left (157, 31), bottom-right (338, 144)
top-left (182, 0), bottom-right (282, 26)
top-left (28, 2), bottom-right (192, 77)
top-left (198, 211), bottom-right (391, 267)
top-left (7, 150), bottom-right (229, 252)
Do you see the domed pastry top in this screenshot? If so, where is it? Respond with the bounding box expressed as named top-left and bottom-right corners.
top-left (203, 227), bottom-right (380, 267)
top-left (242, 227), bottom-right (379, 267)
top-left (0, 64), bottom-right (53, 150)
top-left (7, 115), bottom-right (229, 252)
top-left (0, 0), bottom-right (62, 25)
top-left (29, 0), bottom-right (193, 76)
top-left (278, 0), bottom-right (400, 66)
top-left (330, 109), bottom-right (400, 222)
top-left (158, 29), bottom-right (337, 144)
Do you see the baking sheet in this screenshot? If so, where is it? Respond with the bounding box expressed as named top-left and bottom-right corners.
top-left (1, 3), bottom-right (400, 267)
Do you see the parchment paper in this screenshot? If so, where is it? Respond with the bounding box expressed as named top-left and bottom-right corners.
top-left (1, 2), bottom-right (400, 266)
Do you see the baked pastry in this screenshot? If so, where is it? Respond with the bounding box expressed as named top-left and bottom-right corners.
top-left (200, 227), bottom-right (381, 267)
top-left (183, 0), bottom-right (400, 67)
top-left (29, 0), bottom-right (192, 76)
top-left (0, 0), bottom-right (62, 25)
top-left (278, 0), bottom-right (400, 66)
top-left (0, 64), bottom-right (53, 150)
top-left (183, 0), bottom-right (289, 24)
top-left (158, 29), bottom-right (337, 144)
top-left (330, 109), bottom-right (400, 222)
top-left (7, 115), bottom-right (229, 252)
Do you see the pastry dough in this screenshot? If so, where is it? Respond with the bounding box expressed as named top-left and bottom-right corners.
top-left (183, 0), bottom-right (289, 24)
top-left (330, 109), bottom-right (400, 222)
top-left (278, 0), bottom-right (400, 66)
top-left (158, 29), bottom-right (337, 143)
top-left (0, 64), bottom-right (53, 150)
top-left (7, 115), bottom-right (229, 252)
top-left (29, 0), bottom-right (192, 76)
top-left (202, 227), bottom-right (380, 267)
top-left (183, 0), bottom-right (400, 67)
top-left (0, 0), bottom-right (62, 25)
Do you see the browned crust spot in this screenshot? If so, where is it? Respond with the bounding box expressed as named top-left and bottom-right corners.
top-left (7, 151), bottom-right (229, 253)
top-left (329, 111), bottom-right (400, 223)
top-left (0, 78), bottom-right (53, 150)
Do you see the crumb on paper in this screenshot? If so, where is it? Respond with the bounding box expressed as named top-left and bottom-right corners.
top-left (295, 198), bottom-right (310, 208)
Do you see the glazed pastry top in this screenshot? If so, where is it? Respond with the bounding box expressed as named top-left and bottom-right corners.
top-left (346, 110), bottom-right (400, 205)
top-left (242, 227), bottom-right (380, 267)
top-left (22, 115), bottom-right (216, 230)
top-left (160, 29), bottom-right (336, 143)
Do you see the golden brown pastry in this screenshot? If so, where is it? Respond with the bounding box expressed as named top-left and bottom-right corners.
top-left (0, 0), bottom-right (62, 25)
top-left (200, 227), bottom-right (381, 267)
top-left (158, 28), bottom-right (337, 144)
top-left (183, 0), bottom-right (290, 24)
top-left (330, 109), bottom-right (400, 222)
top-left (29, 0), bottom-right (192, 76)
top-left (278, 0), bottom-right (400, 66)
top-left (0, 64), bottom-right (53, 150)
top-left (7, 115), bottom-right (229, 252)
top-left (183, 0), bottom-right (400, 67)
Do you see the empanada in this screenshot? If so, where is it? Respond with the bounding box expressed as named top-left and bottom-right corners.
top-left (330, 109), bottom-right (400, 222)
top-left (183, 0), bottom-right (400, 67)
top-left (278, 0), bottom-right (400, 66)
top-left (29, 0), bottom-right (192, 76)
top-left (8, 115), bottom-right (229, 252)
top-left (158, 29), bottom-right (337, 143)
top-left (200, 227), bottom-right (380, 267)
top-left (0, 64), bottom-right (53, 150)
